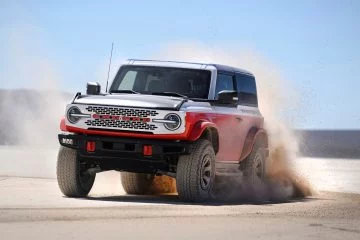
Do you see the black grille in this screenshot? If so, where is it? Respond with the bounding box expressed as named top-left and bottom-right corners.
top-left (85, 119), bottom-right (157, 131)
top-left (86, 106), bottom-right (159, 117)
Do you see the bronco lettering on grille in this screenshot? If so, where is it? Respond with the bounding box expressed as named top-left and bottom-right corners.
top-left (92, 114), bottom-right (151, 122)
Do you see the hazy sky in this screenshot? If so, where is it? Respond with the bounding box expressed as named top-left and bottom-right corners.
top-left (0, 0), bottom-right (359, 129)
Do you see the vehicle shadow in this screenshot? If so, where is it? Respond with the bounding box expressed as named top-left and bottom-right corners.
top-left (83, 193), bottom-right (316, 206)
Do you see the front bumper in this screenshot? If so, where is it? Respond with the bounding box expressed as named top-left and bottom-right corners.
top-left (58, 133), bottom-right (190, 172)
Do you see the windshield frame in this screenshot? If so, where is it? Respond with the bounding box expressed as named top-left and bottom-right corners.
top-left (109, 65), bottom-right (212, 100)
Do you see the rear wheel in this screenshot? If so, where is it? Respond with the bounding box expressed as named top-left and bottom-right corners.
top-left (56, 146), bottom-right (95, 197)
top-left (243, 145), bottom-right (266, 185)
top-left (120, 172), bottom-right (154, 195)
top-left (176, 139), bottom-right (215, 202)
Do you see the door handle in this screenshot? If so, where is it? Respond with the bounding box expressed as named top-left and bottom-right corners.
top-left (236, 117), bottom-right (242, 122)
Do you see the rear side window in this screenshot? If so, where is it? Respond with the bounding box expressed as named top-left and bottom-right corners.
top-left (235, 73), bottom-right (258, 107)
top-left (215, 73), bottom-right (235, 98)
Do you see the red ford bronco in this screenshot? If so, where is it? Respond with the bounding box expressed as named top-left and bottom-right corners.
top-left (57, 59), bottom-right (268, 202)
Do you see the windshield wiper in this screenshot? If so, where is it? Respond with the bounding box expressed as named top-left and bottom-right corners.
top-left (109, 90), bottom-right (140, 94)
top-left (152, 92), bottom-right (188, 99)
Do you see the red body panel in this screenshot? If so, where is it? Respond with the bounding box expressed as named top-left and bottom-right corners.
top-left (185, 112), bottom-right (264, 162)
top-left (60, 117), bottom-right (68, 131)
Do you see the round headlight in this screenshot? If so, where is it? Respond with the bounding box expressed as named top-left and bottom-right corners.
top-left (164, 113), bottom-right (181, 131)
top-left (67, 106), bottom-right (82, 124)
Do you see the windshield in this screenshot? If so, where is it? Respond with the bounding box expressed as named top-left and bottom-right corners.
top-left (110, 66), bottom-right (211, 99)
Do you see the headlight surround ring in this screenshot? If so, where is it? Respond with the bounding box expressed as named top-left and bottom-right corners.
top-left (163, 113), bottom-right (182, 131)
top-left (67, 106), bottom-right (82, 124)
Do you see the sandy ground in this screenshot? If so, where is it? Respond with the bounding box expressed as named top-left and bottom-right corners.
top-left (0, 147), bottom-right (360, 239)
top-left (0, 176), bottom-right (359, 239)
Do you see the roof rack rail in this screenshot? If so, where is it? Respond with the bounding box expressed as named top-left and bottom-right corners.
top-left (127, 59), bottom-right (209, 66)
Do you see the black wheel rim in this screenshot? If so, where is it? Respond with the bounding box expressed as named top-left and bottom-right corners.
top-left (254, 153), bottom-right (264, 180)
top-left (200, 154), bottom-right (212, 190)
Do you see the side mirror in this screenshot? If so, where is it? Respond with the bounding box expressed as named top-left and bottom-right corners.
top-left (217, 90), bottom-right (238, 104)
top-left (86, 82), bottom-right (101, 95)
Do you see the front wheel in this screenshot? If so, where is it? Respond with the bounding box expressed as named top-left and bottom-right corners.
top-left (56, 146), bottom-right (95, 197)
top-left (176, 139), bottom-right (215, 202)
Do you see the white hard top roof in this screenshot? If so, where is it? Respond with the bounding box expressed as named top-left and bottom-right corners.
top-left (125, 59), bottom-right (253, 76)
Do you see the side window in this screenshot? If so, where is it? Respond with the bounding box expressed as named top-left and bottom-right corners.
top-left (215, 73), bottom-right (235, 98)
top-left (235, 73), bottom-right (258, 106)
top-left (119, 70), bottom-right (137, 89)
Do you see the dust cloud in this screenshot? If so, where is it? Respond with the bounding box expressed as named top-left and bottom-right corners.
top-left (1, 27), bottom-right (69, 147)
top-left (0, 27), bottom-right (70, 178)
top-left (0, 91), bottom-right (69, 147)
top-left (153, 42), bottom-right (313, 201)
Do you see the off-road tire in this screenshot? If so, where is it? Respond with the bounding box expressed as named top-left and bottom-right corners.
top-left (243, 144), bottom-right (266, 185)
top-left (56, 146), bottom-right (95, 197)
top-left (120, 172), bottom-right (154, 195)
top-left (176, 139), bottom-right (215, 202)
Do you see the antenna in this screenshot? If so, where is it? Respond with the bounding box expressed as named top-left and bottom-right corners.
top-left (105, 42), bottom-right (114, 93)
